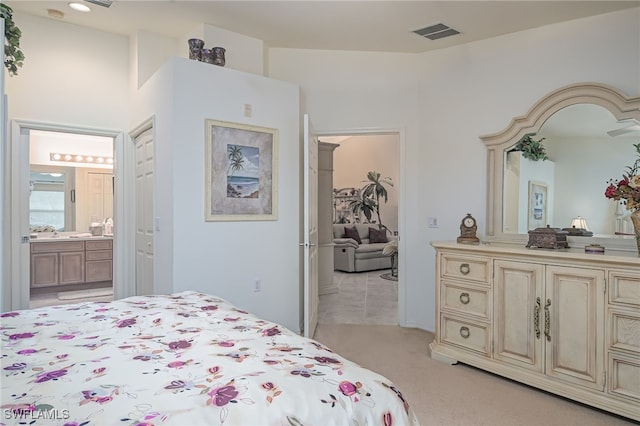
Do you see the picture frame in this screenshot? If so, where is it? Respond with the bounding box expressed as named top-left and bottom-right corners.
top-left (527, 180), bottom-right (548, 230)
top-left (205, 119), bottom-right (278, 221)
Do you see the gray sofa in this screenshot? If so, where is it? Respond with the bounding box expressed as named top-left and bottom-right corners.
top-left (333, 223), bottom-right (392, 272)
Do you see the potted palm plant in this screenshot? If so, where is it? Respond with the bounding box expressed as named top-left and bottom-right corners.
top-left (1, 3), bottom-right (25, 76)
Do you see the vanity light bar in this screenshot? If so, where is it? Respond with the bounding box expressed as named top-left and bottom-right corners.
top-left (50, 152), bottom-right (114, 166)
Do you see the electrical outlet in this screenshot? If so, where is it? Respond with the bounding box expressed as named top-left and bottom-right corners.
top-left (428, 217), bottom-right (438, 228)
top-left (254, 279), bottom-right (261, 292)
top-left (244, 103), bottom-right (253, 117)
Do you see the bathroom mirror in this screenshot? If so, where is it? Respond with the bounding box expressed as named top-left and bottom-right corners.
top-left (481, 82), bottom-right (640, 251)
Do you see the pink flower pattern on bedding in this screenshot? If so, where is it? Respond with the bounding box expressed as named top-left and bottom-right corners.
top-left (1, 291), bottom-right (419, 425)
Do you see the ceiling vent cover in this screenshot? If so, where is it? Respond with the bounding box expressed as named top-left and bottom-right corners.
top-left (413, 23), bottom-right (460, 40)
top-left (85, 0), bottom-right (113, 8)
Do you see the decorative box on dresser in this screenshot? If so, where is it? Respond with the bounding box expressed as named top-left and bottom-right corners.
top-left (429, 241), bottom-right (640, 422)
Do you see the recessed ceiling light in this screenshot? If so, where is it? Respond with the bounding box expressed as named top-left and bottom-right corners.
top-left (69, 3), bottom-right (91, 12)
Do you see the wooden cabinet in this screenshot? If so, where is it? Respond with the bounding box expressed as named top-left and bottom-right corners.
top-left (31, 241), bottom-right (85, 287)
top-left (30, 239), bottom-right (112, 289)
top-left (430, 242), bottom-right (640, 422)
top-left (85, 239), bottom-right (113, 282)
top-left (493, 261), bottom-right (604, 390)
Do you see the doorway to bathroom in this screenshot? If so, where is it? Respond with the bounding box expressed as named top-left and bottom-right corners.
top-left (8, 121), bottom-right (124, 310)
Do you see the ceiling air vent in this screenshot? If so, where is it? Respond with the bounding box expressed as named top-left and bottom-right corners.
top-left (85, 0), bottom-right (113, 8)
top-left (413, 23), bottom-right (460, 40)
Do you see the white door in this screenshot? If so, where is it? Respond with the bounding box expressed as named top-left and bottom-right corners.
top-left (134, 128), bottom-right (154, 295)
top-left (303, 114), bottom-right (319, 338)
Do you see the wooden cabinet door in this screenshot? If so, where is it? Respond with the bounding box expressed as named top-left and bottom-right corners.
top-left (31, 253), bottom-right (59, 287)
top-left (59, 252), bottom-right (85, 284)
top-left (544, 265), bottom-right (605, 391)
top-left (494, 260), bottom-right (544, 372)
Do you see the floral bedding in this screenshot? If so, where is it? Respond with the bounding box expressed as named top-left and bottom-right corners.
top-left (1, 291), bottom-right (419, 425)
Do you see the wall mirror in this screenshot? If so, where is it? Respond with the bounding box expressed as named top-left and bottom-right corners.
top-left (481, 82), bottom-right (640, 251)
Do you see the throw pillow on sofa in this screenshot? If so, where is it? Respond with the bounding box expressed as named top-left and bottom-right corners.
top-left (344, 226), bottom-right (362, 244)
top-left (369, 227), bottom-right (388, 243)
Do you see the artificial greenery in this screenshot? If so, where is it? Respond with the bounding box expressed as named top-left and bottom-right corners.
top-left (348, 171), bottom-right (394, 227)
top-left (514, 134), bottom-right (548, 161)
top-left (1, 3), bottom-right (24, 77)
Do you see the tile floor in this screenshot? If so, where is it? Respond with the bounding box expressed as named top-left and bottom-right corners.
top-left (30, 288), bottom-right (113, 309)
top-left (318, 269), bottom-right (398, 325)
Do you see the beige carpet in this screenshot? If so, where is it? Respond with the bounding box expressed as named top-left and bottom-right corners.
top-left (313, 323), bottom-right (636, 426)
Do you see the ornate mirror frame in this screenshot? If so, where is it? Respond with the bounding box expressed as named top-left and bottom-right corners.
top-left (480, 82), bottom-right (640, 250)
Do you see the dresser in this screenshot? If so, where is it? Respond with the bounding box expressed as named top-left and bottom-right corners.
top-left (430, 241), bottom-right (640, 422)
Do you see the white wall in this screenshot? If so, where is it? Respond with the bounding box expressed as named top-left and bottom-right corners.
top-left (268, 8), bottom-right (640, 331)
top-left (132, 58), bottom-right (301, 331)
top-left (6, 12), bottom-right (129, 129)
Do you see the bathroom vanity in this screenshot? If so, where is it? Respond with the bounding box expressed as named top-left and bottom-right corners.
top-left (30, 236), bottom-right (113, 289)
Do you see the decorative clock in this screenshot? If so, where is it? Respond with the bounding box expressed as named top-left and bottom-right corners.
top-left (457, 213), bottom-right (480, 245)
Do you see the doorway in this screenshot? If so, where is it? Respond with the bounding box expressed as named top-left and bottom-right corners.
top-left (317, 131), bottom-right (401, 326)
top-left (8, 121), bottom-right (126, 311)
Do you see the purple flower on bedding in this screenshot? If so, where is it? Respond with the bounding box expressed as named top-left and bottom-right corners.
top-left (218, 341), bottom-right (234, 347)
top-left (291, 369), bottom-right (312, 378)
top-left (4, 362), bottom-right (26, 371)
top-left (17, 349), bottom-right (37, 355)
top-left (201, 305), bottom-right (218, 311)
top-left (261, 382), bottom-right (275, 390)
top-left (262, 327), bottom-right (281, 337)
top-left (339, 381), bottom-right (358, 396)
top-left (35, 368), bottom-right (68, 383)
top-left (1, 311), bottom-right (19, 317)
top-left (56, 354), bottom-right (69, 360)
top-left (58, 334), bottom-right (75, 340)
top-left (167, 360), bottom-right (191, 369)
top-left (9, 332), bottom-right (34, 340)
top-left (117, 317), bottom-right (137, 328)
top-left (383, 412), bottom-right (393, 426)
top-left (134, 355), bottom-right (152, 361)
top-left (314, 356), bottom-right (340, 365)
top-left (208, 385), bottom-right (239, 406)
top-left (92, 367), bottom-right (106, 375)
top-left (168, 340), bottom-right (191, 350)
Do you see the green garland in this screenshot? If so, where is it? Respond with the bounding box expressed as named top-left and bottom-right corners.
top-left (514, 134), bottom-right (548, 161)
top-left (1, 3), bottom-right (24, 76)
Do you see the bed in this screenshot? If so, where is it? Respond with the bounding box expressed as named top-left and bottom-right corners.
top-left (1, 291), bottom-right (419, 425)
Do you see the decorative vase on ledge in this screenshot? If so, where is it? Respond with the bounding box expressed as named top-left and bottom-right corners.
top-left (631, 210), bottom-right (640, 256)
top-left (188, 38), bottom-right (204, 61)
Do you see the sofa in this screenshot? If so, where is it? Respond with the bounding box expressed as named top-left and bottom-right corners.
top-left (333, 223), bottom-right (393, 272)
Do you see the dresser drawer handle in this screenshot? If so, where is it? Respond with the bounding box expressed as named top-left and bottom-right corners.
top-left (459, 292), bottom-right (470, 305)
top-left (459, 326), bottom-right (470, 339)
top-left (459, 263), bottom-right (470, 275)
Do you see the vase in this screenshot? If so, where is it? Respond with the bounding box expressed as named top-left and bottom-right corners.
top-left (211, 47), bottom-right (226, 67)
top-left (631, 210), bottom-right (640, 256)
top-left (187, 38), bottom-right (205, 61)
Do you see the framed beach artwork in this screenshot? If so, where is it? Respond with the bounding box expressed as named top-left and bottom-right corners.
top-left (528, 180), bottom-right (548, 230)
top-left (205, 119), bottom-right (278, 221)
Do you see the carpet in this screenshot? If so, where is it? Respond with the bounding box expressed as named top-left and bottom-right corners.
top-left (58, 288), bottom-right (113, 300)
top-left (380, 272), bottom-right (398, 281)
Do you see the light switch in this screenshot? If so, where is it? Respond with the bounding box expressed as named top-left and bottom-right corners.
top-left (428, 217), bottom-right (438, 228)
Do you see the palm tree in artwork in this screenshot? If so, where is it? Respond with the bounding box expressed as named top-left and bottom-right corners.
top-left (361, 171), bottom-right (393, 227)
top-left (227, 145), bottom-right (245, 176)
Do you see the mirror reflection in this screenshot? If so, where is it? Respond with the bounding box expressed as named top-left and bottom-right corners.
top-left (503, 103), bottom-right (638, 236)
top-left (29, 130), bottom-right (114, 234)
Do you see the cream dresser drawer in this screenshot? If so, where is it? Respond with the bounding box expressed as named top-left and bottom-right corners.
top-left (440, 253), bottom-right (490, 285)
top-left (609, 270), bottom-right (640, 309)
top-left (86, 250), bottom-right (112, 261)
top-left (609, 310), bottom-right (640, 355)
top-left (86, 239), bottom-right (113, 251)
top-left (608, 352), bottom-right (640, 404)
top-left (441, 281), bottom-right (490, 320)
top-left (440, 314), bottom-right (490, 356)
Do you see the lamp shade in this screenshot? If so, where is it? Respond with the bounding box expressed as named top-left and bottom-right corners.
top-left (570, 216), bottom-right (589, 230)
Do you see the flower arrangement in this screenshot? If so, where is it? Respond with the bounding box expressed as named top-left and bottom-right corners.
top-left (605, 142), bottom-right (640, 212)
